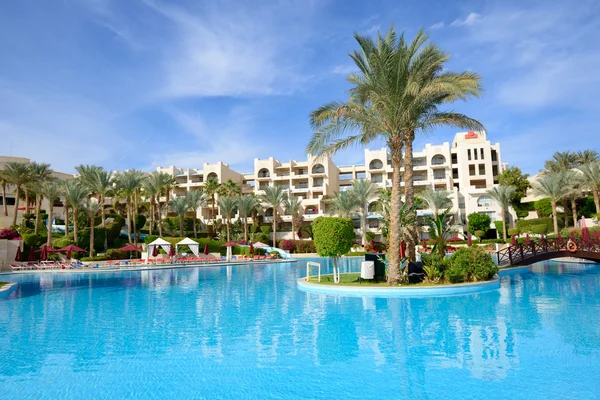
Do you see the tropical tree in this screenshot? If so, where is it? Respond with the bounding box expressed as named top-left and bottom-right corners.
top-left (307, 27), bottom-right (483, 283)
top-left (145, 172), bottom-right (172, 237)
top-left (260, 186), bottom-right (287, 247)
top-left (424, 207), bottom-right (454, 258)
top-left (283, 195), bottom-right (302, 240)
top-left (203, 178), bottom-right (220, 235)
top-left (219, 179), bottom-right (241, 198)
top-left (29, 162), bottom-right (54, 234)
top-left (575, 150), bottom-right (599, 165)
top-left (418, 188), bottom-right (452, 217)
top-left (88, 168), bottom-right (113, 251)
top-left (186, 190), bottom-right (206, 238)
top-left (114, 170), bottom-right (145, 244)
top-left (564, 170), bottom-right (584, 226)
top-left (351, 179), bottom-right (379, 246)
top-left (62, 179), bottom-right (88, 242)
top-left (169, 195), bottom-right (189, 238)
top-left (161, 174), bottom-right (177, 221)
top-left (532, 172), bottom-right (568, 235)
top-left (4, 162), bottom-right (31, 226)
top-left (218, 196), bottom-right (237, 243)
top-left (39, 181), bottom-right (63, 246)
top-left (328, 190), bottom-right (358, 218)
top-left (577, 162), bottom-right (600, 215)
top-left (485, 185), bottom-right (516, 240)
top-left (81, 198), bottom-right (102, 257)
top-left (0, 168), bottom-right (9, 217)
top-left (544, 151), bottom-right (576, 227)
top-left (142, 175), bottom-right (159, 236)
top-left (237, 194), bottom-right (260, 241)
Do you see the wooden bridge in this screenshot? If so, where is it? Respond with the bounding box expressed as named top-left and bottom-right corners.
top-left (496, 236), bottom-right (600, 266)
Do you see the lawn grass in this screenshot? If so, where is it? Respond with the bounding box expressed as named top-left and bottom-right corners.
top-left (307, 273), bottom-right (443, 287)
top-left (0, 282), bottom-right (8, 288)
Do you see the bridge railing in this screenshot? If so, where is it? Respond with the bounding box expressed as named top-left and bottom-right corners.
top-left (496, 236), bottom-right (599, 266)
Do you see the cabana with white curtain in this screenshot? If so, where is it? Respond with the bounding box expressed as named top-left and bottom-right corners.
top-left (145, 237), bottom-right (172, 261)
top-left (176, 238), bottom-right (200, 257)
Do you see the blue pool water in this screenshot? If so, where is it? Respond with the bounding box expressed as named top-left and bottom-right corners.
top-left (1, 259), bottom-right (599, 399)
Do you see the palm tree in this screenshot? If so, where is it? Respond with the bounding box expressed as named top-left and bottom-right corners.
top-left (564, 170), bottom-right (584, 226)
top-left (307, 27), bottom-right (483, 283)
top-left (0, 168), bottom-right (9, 217)
top-left (544, 151), bottom-right (576, 227)
top-left (533, 172), bottom-right (568, 235)
top-left (39, 181), bottom-right (63, 246)
top-left (114, 170), bottom-right (145, 244)
top-left (4, 162), bottom-right (31, 226)
top-left (63, 179), bottom-right (88, 242)
top-left (169, 195), bottom-right (189, 237)
top-left (89, 168), bottom-right (113, 251)
top-left (237, 195), bottom-right (260, 242)
top-left (81, 198), bottom-right (102, 257)
top-left (575, 150), bottom-right (599, 166)
top-left (186, 190), bottom-right (206, 238)
top-left (162, 174), bottom-right (177, 220)
top-left (142, 175), bottom-right (159, 236)
top-left (203, 178), bottom-right (220, 234)
top-left (578, 162), bottom-right (600, 215)
top-left (260, 186), bottom-right (287, 247)
top-left (219, 179), bottom-right (241, 198)
top-left (145, 172), bottom-right (171, 236)
top-left (283, 195), bottom-right (302, 240)
top-left (218, 196), bottom-right (237, 243)
top-left (352, 179), bottom-right (380, 246)
top-left (29, 162), bottom-right (54, 234)
top-left (328, 190), bottom-right (358, 218)
top-left (485, 186), bottom-right (516, 240)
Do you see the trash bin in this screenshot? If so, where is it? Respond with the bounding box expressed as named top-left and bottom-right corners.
top-left (365, 253), bottom-right (386, 281)
top-left (360, 261), bottom-right (375, 281)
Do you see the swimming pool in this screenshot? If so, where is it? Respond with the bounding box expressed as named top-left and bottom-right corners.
top-left (1, 259), bottom-right (599, 399)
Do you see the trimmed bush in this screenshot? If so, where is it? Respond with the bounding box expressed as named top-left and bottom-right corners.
top-left (295, 240), bottom-right (316, 253)
top-left (260, 225), bottom-right (271, 235)
top-left (468, 213), bottom-right (491, 235)
top-left (446, 247), bottom-right (498, 283)
top-left (516, 217), bottom-right (562, 234)
top-left (531, 224), bottom-right (548, 235)
top-left (22, 233), bottom-right (46, 248)
top-left (81, 255), bottom-right (109, 262)
top-left (278, 239), bottom-right (295, 252)
top-left (105, 249), bottom-right (130, 260)
top-left (508, 228), bottom-right (520, 236)
top-left (533, 198), bottom-right (552, 218)
top-left (52, 237), bottom-right (76, 249)
top-left (493, 221), bottom-right (503, 236)
top-left (312, 217), bottom-right (354, 258)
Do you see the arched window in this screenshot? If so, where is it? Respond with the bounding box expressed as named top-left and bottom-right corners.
top-left (431, 155), bottom-right (446, 165)
top-left (368, 201), bottom-right (378, 212)
top-left (206, 172), bottom-right (218, 182)
top-left (312, 164), bottom-right (325, 174)
top-left (264, 207), bottom-right (274, 217)
top-left (477, 195), bottom-right (493, 207)
top-left (258, 168), bottom-right (270, 178)
top-left (369, 159), bottom-right (383, 170)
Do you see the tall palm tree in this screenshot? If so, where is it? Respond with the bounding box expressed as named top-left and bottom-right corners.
top-left (564, 170), bottom-right (584, 226)
top-left (533, 172), bottom-right (568, 235)
top-left (81, 198), bottom-right (102, 257)
top-left (145, 172), bottom-right (171, 236)
top-left (544, 151), bottom-right (576, 227)
top-left (578, 162), bottom-right (600, 215)
top-left (352, 179), bottom-right (380, 246)
top-left (203, 178), bottom-right (220, 234)
top-left (219, 179), bottom-right (241, 198)
top-left (114, 170), bottom-right (145, 244)
top-left (186, 190), bottom-right (206, 238)
top-left (260, 186), bottom-right (287, 247)
top-left (283, 195), bottom-right (302, 240)
top-left (169, 195), bottom-right (189, 237)
top-left (29, 162), bottom-right (54, 234)
top-left (62, 179), bottom-right (88, 242)
top-left (307, 27), bottom-right (483, 283)
top-left (39, 181), bottom-right (63, 246)
top-left (485, 186), bottom-right (516, 240)
top-left (4, 162), bottom-right (31, 226)
top-left (418, 188), bottom-right (452, 217)
top-left (218, 196), bottom-right (238, 243)
top-left (237, 194), bottom-right (260, 242)
top-left (328, 190), bottom-right (358, 218)
top-left (162, 174), bottom-right (177, 219)
top-left (142, 175), bottom-right (159, 236)
top-left (89, 169), bottom-right (113, 251)
top-left (0, 168), bottom-right (9, 217)
top-left (575, 150), bottom-right (599, 166)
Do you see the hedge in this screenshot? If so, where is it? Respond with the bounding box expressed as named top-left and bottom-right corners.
top-left (445, 247), bottom-right (498, 283)
top-left (277, 239), bottom-right (316, 253)
top-left (494, 221), bottom-right (503, 235)
top-left (516, 217), bottom-right (563, 234)
top-left (531, 224), bottom-right (548, 235)
top-left (560, 226), bottom-right (600, 238)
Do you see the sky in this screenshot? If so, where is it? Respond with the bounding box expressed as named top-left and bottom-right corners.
top-left (0, 0), bottom-right (599, 176)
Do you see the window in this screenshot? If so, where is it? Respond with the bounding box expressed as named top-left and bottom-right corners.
top-left (259, 183), bottom-right (269, 190)
top-left (372, 174), bottom-right (383, 183)
top-left (339, 173), bottom-right (353, 181)
top-left (480, 148), bottom-right (484, 159)
top-left (257, 168), bottom-right (270, 178)
top-left (451, 153), bottom-right (458, 164)
top-left (469, 165), bottom-right (476, 176)
top-left (431, 155), bottom-right (446, 165)
top-left (454, 183), bottom-right (460, 190)
top-left (474, 149), bottom-right (478, 160)
top-left (433, 172), bottom-right (445, 180)
top-left (297, 169), bottom-right (305, 175)
top-left (491, 150), bottom-right (498, 162)
top-left (452, 168), bottom-right (459, 179)
top-left (467, 149), bottom-right (471, 160)
top-left (477, 195), bottom-right (493, 207)
top-left (492, 165), bottom-right (498, 176)
top-left (369, 159), bottom-right (383, 169)
top-left (311, 164), bottom-right (325, 174)
top-left (482, 211), bottom-right (496, 223)
top-left (313, 179), bottom-right (323, 187)
top-left (479, 164), bottom-right (485, 175)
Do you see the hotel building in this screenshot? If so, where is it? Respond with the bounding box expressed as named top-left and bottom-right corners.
top-left (157, 130), bottom-right (512, 241)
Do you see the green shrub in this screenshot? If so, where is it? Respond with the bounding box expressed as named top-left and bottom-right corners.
top-left (468, 213), bottom-right (491, 235)
top-left (256, 233), bottom-right (270, 243)
top-left (507, 228), bottom-right (520, 236)
top-left (22, 233), bottom-right (46, 248)
top-left (312, 217), bottom-right (354, 258)
top-left (493, 221), bottom-right (503, 236)
top-left (76, 227), bottom-right (106, 252)
top-left (295, 240), bottom-right (316, 253)
top-left (81, 255), bottom-right (109, 262)
top-left (144, 235), bottom-right (159, 244)
top-left (516, 217), bottom-right (561, 234)
top-left (531, 224), bottom-right (548, 235)
top-left (474, 230), bottom-right (485, 240)
top-left (347, 251), bottom-right (367, 256)
top-left (446, 247), bottom-right (498, 283)
top-left (560, 226), bottom-right (600, 238)
top-left (52, 237), bottom-right (76, 249)
top-left (533, 198), bottom-right (552, 217)
top-left (260, 225), bottom-right (271, 235)
top-left (105, 249), bottom-right (131, 260)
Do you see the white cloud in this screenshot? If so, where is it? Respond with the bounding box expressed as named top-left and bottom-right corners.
top-left (430, 21), bottom-right (445, 30)
top-left (450, 13), bottom-right (481, 27)
top-left (365, 24), bottom-right (380, 35)
top-left (332, 65), bottom-right (357, 75)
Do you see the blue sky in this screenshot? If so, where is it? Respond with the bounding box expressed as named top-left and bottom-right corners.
top-left (1, 0), bottom-right (598, 175)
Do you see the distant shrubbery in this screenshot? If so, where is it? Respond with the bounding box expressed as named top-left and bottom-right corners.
top-left (422, 247), bottom-right (498, 284)
top-left (277, 239), bottom-right (317, 254)
top-left (516, 217), bottom-right (563, 234)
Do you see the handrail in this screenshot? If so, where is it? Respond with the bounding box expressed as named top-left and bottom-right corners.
top-left (496, 236), bottom-right (600, 266)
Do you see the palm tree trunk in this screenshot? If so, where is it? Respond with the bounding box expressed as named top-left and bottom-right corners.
top-left (126, 198), bottom-right (132, 242)
top-left (361, 208), bottom-right (367, 247)
top-left (149, 200), bottom-right (154, 236)
top-left (90, 217), bottom-right (95, 257)
top-left (211, 194), bottom-right (216, 236)
top-left (179, 216), bottom-right (184, 238)
top-left (571, 199), bottom-right (578, 227)
top-left (1, 182), bottom-right (7, 216)
top-left (502, 205), bottom-right (507, 240)
top-left (387, 154), bottom-right (403, 284)
top-left (157, 201), bottom-right (163, 237)
top-left (101, 195), bottom-right (107, 251)
top-left (593, 191), bottom-right (600, 216)
top-left (64, 203), bottom-right (69, 237)
top-left (34, 194), bottom-right (42, 234)
top-left (226, 220), bottom-right (230, 242)
top-left (12, 184), bottom-right (20, 226)
top-left (46, 204), bottom-right (53, 246)
top-left (562, 199), bottom-right (568, 228)
top-left (272, 210), bottom-right (277, 247)
top-left (73, 206), bottom-right (79, 243)
top-left (552, 201), bottom-right (559, 235)
top-left (291, 217), bottom-right (296, 242)
top-left (24, 188), bottom-right (29, 217)
top-left (134, 191), bottom-right (139, 244)
top-left (193, 215), bottom-right (197, 238)
top-left (403, 132), bottom-right (417, 262)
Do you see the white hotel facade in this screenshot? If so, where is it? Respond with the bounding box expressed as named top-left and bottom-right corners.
top-left (157, 130), bottom-right (512, 241)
